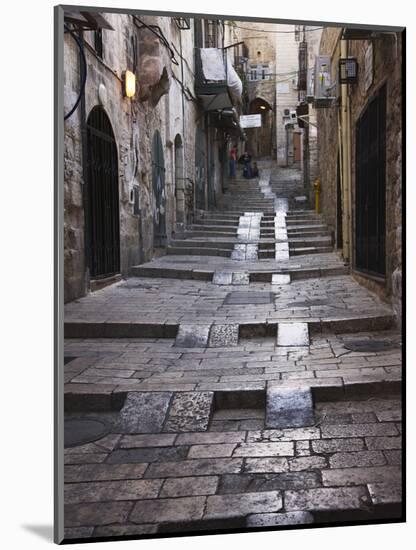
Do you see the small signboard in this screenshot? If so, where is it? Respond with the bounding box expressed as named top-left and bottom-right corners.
top-left (240, 114), bottom-right (262, 128)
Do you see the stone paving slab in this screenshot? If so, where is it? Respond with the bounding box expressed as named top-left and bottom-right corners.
top-left (63, 163), bottom-right (402, 538)
top-left (64, 330), bottom-right (401, 397)
top-left (65, 276), bottom-right (393, 331)
top-left (266, 386), bottom-right (314, 429)
top-left (277, 323), bottom-right (309, 347)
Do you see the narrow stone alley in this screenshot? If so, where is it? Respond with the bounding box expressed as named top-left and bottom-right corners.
top-left (63, 161), bottom-right (402, 539)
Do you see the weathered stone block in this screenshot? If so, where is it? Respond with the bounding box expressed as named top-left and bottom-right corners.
top-left (321, 423), bottom-right (398, 438)
top-left (233, 442), bottom-right (294, 457)
top-left (188, 443), bottom-right (237, 459)
top-left (367, 482), bottom-right (402, 505)
top-left (120, 434), bottom-right (176, 448)
top-left (64, 463), bottom-right (148, 483)
top-left (244, 457), bottom-right (289, 473)
top-left (322, 465), bottom-right (401, 487)
top-left (284, 486), bottom-right (370, 511)
top-left (212, 272), bottom-right (233, 285)
top-left (160, 476), bottom-right (219, 497)
top-left (204, 491), bottom-right (282, 519)
top-left (312, 438), bottom-right (364, 454)
top-left (65, 501), bottom-right (133, 527)
top-left (175, 432), bottom-right (245, 446)
top-left (289, 456), bottom-right (327, 471)
top-left (208, 324), bottom-right (239, 347)
top-left (130, 496), bottom-right (206, 524)
top-left (175, 324), bottom-right (211, 348)
top-left (329, 450), bottom-right (386, 468)
top-left (365, 436), bottom-right (402, 450)
top-left (266, 386), bottom-right (314, 429)
top-left (163, 391), bottom-right (214, 432)
top-left (246, 511), bottom-right (314, 527)
top-left (64, 479), bottom-right (162, 504)
top-left (117, 392), bottom-right (172, 433)
top-left (145, 458), bottom-right (244, 478)
top-left (277, 323), bottom-right (309, 347)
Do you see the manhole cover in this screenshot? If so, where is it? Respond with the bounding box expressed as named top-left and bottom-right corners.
top-left (64, 418), bottom-right (109, 448)
top-left (343, 340), bottom-right (399, 353)
top-left (224, 292), bottom-right (274, 305)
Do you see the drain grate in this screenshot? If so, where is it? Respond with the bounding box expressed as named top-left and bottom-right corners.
top-left (64, 418), bottom-right (109, 448)
top-left (224, 292), bottom-right (274, 305)
top-left (343, 340), bottom-right (399, 353)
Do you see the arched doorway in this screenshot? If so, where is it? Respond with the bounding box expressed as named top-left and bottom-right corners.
top-left (152, 130), bottom-right (166, 247)
top-left (195, 126), bottom-right (206, 210)
top-left (86, 106), bottom-right (120, 278)
top-left (248, 97), bottom-right (273, 158)
top-left (174, 134), bottom-right (185, 231)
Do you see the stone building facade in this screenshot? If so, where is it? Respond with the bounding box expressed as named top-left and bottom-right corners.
top-left (63, 11), bottom-right (244, 302)
top-left (239, 23), bottom-right (277, 158)
top-left (316, 28), bottom-right (403, 325)
top-left (274, 25), bottom-right (301, 166)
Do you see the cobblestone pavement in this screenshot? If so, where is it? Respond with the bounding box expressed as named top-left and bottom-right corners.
top-left (65, 275), bottom-right (393, 327)
top-left (63, 165), bottom-right (402, 539)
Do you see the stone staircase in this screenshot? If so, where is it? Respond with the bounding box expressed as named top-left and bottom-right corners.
top-left (257, 210), bottom-right (333, 259)
top-left (167, 166), bottom-right (333, 259)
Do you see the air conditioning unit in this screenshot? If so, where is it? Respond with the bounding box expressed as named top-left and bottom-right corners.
top-left (290, 110), bottom-right (297, 120)
top-left (283, 108), bottom-right (290, 116)
top-left (313, 55), bottom-right (336, 108)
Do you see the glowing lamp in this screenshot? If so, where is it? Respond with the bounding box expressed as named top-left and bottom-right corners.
top-left (123, 70), bottom-right (136, 98)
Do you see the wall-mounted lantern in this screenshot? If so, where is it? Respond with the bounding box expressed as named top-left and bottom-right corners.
top-left (339, 57), bottom-right (358, 84)
top-left (123, 70), bottom-right (136, 98)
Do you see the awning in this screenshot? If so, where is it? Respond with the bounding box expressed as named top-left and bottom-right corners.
top-left (199, 93), bottom-right (233, 111)
top-left (197, 48), bottom-right (243, 111)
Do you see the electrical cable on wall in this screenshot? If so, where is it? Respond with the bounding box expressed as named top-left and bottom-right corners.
top-left (64, 24), bottom-right (87, 120)
top-left (225, 22), bottom-right (323, 34)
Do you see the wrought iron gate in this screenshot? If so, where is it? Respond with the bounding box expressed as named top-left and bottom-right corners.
top-left (86, 107), bottom-right (120, 278)
top-left (152, 131), bottom-right (166, 246)
top-left (355, 85), bottom-right (386, 276)
top-left (195, 126), bottom-right (206, 210)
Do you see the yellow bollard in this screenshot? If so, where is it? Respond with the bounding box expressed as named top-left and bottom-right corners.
top-left (313, 178), bottom-right (321, 214)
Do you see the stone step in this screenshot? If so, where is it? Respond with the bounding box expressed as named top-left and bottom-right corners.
top-left (290, 246), bottom-right (333, 255)
top-left (167, 246), bottom-right (231, 257)
top-left (196, 219), bottom-right (239, 227)
top-left (289, 236), bottom-right (333, 248)
top-left (190, 224), bottom-right (238, 232)
top-left (170, 239), bottom-right (235, 250)
top-left (185, 231), bottom-right (237, 238)
top-left (64, 313), bottom-right (396, 339)
top-left (287, 219), bottom-right (325, 226)
top-left (129, 264), bottom-right (350, 282)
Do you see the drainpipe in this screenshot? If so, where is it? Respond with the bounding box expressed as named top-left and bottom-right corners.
top-left (340, 37), bottom-right (351, 263)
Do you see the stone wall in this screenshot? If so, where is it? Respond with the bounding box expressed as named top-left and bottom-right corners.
top-left (348, 34), bottom-right (403, 324)
top-left (316, 28), bottom-right (342, 240)
top-left (317, 28), bottom-right (403, 322)
top-left (63, 13), bottom-right (200, 302)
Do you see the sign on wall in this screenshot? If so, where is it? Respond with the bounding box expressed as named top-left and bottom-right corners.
top-left (240, 114), bottom-right (262, 128)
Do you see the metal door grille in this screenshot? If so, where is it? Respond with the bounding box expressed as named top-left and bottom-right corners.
top-left (195, 126), bottom-right (206, 209)
top-left (152, 131), bottom-right (166, 246)
top-left (86, 107), bottom-right (120, 278)
top-left (355, 84), bottom-right (386, 276)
